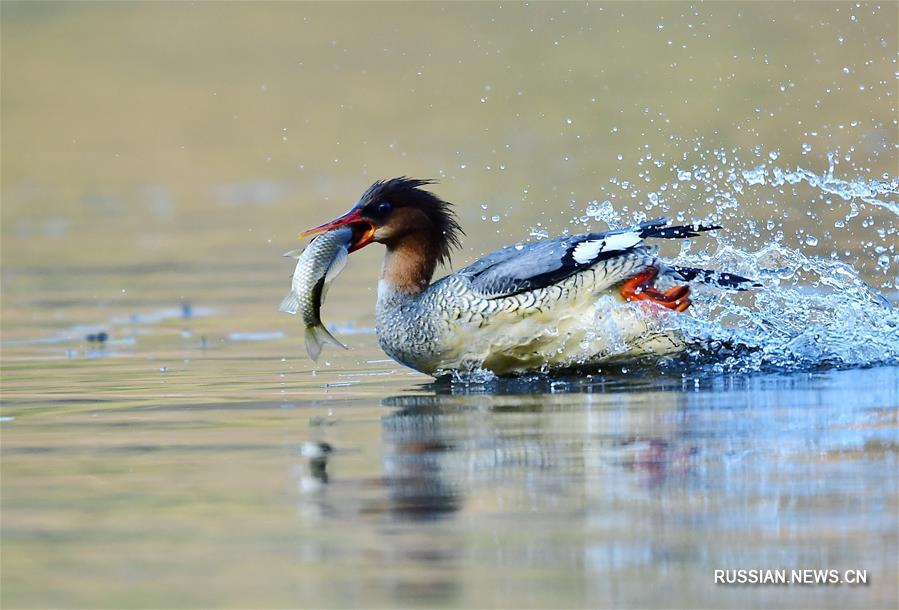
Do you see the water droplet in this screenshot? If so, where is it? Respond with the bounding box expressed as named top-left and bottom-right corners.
top-left (742, 166), bottom-right (767, 185)
top-left (805, 235), bottom-right (819, 246)
top-left (584, 200), bottom-right (618, 227)
top-left (491, 215), bottom-right (500, 223)
top-left (801, 143), bottom-right (812, 154)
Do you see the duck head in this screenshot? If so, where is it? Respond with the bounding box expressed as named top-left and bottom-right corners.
top-left (302, 177), bottom-right (463, 267)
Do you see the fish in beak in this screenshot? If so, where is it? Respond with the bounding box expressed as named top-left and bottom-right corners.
top-left (301, 208), bottom-right (376, 253)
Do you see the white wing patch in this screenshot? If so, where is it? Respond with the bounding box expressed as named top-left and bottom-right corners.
top-left (572, 231), bottom-right (642, 264)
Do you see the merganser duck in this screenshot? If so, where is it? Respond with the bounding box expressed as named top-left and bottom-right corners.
top-left (302, 178), bottom-right (754, 376)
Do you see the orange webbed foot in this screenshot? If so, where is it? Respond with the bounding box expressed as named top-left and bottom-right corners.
top-left (620, 267), bottom-right (691, 312)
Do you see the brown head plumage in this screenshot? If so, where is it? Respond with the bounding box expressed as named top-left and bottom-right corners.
top-left (354, 177), bottom-right (464, 266)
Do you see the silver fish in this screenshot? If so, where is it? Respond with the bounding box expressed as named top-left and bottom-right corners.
top-left (279, 227), bottom-right (353, 361)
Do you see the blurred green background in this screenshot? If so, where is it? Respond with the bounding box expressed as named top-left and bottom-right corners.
top-left (2, 2), bottom-right (896, 281)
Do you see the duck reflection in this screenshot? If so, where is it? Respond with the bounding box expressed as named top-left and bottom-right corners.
top-left (291, 368), bottom-right (899, 608)
top-left (379, 437), bottom-right (460, 521)
top-left (295, 381), bottom-right (701, 525)
top-left (381, 387), bottom-right (698, 498)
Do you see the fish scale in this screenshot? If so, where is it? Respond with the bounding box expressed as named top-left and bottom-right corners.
top-left (279, 227), bottom-right (353, 361)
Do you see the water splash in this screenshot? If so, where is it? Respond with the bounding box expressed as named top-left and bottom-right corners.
top-left (446, 142), bottom-right (897, 381)
top-left (669, 242), bottom-right (899, 372)
top-left (741, 153), bottom-right (899, 216)
top-left (548, 147), bottom-right (898, 376)
top-left (620, 149), bottom-right (899, 373)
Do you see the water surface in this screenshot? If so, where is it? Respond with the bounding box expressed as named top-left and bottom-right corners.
top-left (2, 3), bottom-right (898, 608)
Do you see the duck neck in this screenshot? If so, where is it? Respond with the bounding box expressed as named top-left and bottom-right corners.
top-left (379, 234), bottom-right (440, 301)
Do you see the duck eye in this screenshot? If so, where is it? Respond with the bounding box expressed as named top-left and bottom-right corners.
top-left (377, 202), bottom-right (393, 216)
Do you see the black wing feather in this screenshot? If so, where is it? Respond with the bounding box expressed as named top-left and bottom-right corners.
top-left (460, 218), bottom-right (719, 299)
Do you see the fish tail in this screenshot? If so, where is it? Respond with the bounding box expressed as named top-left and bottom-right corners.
top-left (304, 324), bottom-right (347, 362)
top-left (279, 292), bottom-right (301, 314)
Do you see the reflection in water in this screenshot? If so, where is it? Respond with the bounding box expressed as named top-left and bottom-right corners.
top-left (378, 434), bottom-right (462, 604)
top-left (301, 441), bottom-right (332, 484)
top-left (293, 367), bottom-right (897, 608)
top-left (296, 418), bottom-right (463, 604)
top-left (381, 438), bottom-right (461, 522)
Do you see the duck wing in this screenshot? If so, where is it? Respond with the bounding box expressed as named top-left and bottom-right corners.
top-left (459, 218), bottom-right (719, 299)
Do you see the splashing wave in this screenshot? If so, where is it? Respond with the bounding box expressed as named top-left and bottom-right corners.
top-left (671, 241), bottom-right (899, 372)
top-left (464, 149), bottom-right (898, 380)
